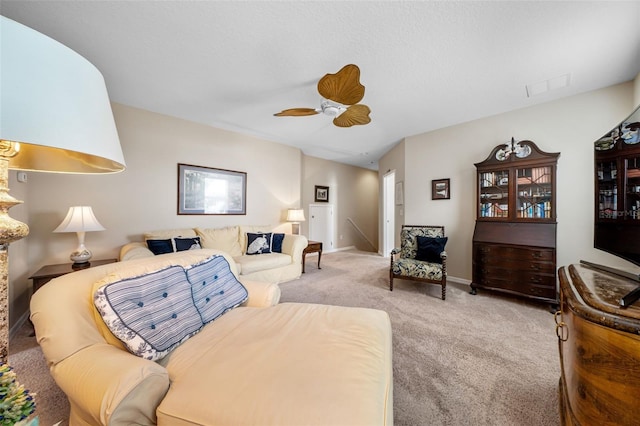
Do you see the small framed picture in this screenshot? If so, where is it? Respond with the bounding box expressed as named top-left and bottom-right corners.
top-left (315, 185), bottom-right (329, 202)
top-left (432, 178), bottom-right (450, 200)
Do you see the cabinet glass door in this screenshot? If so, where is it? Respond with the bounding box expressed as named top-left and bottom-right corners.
top-left (597, 160), bottom-right (618, 219)
top-left (625, 156), bottom-right (640, 220)
top-left (479, 170), bottom-right (509, 218)
top-left (516, 166), bottom-right (553, 218)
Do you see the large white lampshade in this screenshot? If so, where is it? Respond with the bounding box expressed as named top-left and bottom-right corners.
top-left (54, 206), bottom-right (106, 266)
top-left (0, 16), bottom-right (126, 363)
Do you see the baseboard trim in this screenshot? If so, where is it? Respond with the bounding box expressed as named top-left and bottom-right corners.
top-left (10, 310), bottom-right (30, 340)
top-left (447, 275), bottom-right (471, 286)
top-left (309, 245), bottom-right (355, 255)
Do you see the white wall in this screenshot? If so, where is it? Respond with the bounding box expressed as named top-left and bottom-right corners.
top-left (402, 82), bottom-right (637, 281)
top-left (301, 155), bottom-right (378, 251)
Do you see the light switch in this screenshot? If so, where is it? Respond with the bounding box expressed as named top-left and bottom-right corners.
top-left (17, 171), bottom-right (27, 183)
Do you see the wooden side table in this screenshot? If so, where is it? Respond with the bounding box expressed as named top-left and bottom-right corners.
top-left (302, 241), bottom-right (323, 273)
top-left (29, 258), bottom-right (118, 294)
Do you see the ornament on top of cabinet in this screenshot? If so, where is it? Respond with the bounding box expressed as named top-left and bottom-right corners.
top-left (496, 137), bottom-right (531, 161)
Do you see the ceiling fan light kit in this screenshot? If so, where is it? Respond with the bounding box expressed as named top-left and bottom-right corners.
top-left (274, 64), bottom-right (371, 128)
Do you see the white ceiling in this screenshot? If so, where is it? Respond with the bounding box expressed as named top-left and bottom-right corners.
top-left (2, 1), bottom-right (640, 170)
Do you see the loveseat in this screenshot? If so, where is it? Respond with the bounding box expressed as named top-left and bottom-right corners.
top-left (30, 250), bottom-right (394, 425)
top-left (119, 225), bottom-right (307, 284)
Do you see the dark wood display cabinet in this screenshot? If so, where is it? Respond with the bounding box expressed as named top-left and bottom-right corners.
top-left (594, 128), bottom-right (640, 266)
top-left (471, 139), bottom-right (560, 304)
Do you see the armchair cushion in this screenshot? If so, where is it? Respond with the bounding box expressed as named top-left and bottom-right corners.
top-left (399, 226), bottom-right (445, 259)
top-left (416, 236), bottom-right (448, 264)
top-left (392, 258), bottom-right (444, 281)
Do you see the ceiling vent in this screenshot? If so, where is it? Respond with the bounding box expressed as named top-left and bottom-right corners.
top-left (526, 73), bottom-right (571, 98)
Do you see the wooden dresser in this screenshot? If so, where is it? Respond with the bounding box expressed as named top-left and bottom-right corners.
top-left (556, 264), bottom-right (640, 425)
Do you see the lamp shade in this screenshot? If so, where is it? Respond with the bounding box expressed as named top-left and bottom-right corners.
top-left (53, 206), bottom-right (105, 233)
top-left (0, 16), bottom-right (125, 173)
top-left (286, 209), bottom-right (306, 222)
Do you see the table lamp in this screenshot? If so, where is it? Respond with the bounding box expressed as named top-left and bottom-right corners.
top-left (54, 206), bottom-right (106, 267)
top-left (286, 208), bottom-right (306, 235)
top-left (0, 17), bottom-right (125, 362)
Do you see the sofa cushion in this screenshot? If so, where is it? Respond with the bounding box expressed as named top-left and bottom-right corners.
top-left (174, 236), bottom-right (202, 252)
top-left (240, 225), bottom-right (272, 252)
top-left (271, 233), bottom-right (285, 253)
top-left (415, 236), bottom-right (448, 264)
top-left (195, 226), bottom-right (242, 257)
top-left (146, 239), bottom-right (174, 255)
top-left (246, 232), bottom-right (272, 255)
top-left (94, 265), bottom-right (204, 361)
top-left (234, 253), bottom-right (291, 276)
top-left (144, 229), bottom-right (197, 240)
top-left (156, 303), bottom-right (393, 426)
top-left (185, 255), bottom-right (248, 324)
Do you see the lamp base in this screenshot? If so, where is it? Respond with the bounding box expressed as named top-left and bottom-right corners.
top-left (70, 248), bottom-right (92, 264)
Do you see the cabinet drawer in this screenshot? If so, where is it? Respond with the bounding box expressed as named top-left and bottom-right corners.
top-left (477, 245), bottom-right (554, 262)
top-left (479, 277), bottom-right (555, 298)
top-left (477, 266), bottom-right (555, 284)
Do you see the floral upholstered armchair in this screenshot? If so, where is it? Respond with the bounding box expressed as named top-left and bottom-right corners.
top-left (390, 225), bottom-right (448, 300)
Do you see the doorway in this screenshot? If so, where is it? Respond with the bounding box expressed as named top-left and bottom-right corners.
top-left (309, 204), bottom-right (334, 252)
top-left (382, 171), bottom-right (395, 257)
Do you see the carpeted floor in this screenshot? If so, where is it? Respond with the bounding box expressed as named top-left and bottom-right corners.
top-left (10, 250), bottom-right (561, 425)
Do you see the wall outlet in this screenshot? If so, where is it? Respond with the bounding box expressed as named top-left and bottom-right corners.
top-left (339, 234), bottom-right (343, 240)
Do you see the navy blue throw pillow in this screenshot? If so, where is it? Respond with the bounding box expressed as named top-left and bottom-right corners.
top-left (246, 233), bottom-right (272, 255)
top-left (415, 236), bottom-right (447, 264)
top-left (271, 233), bottom-right (285, 253)
top-left (174, 237), bottom-right (202, 252)
top-left (146, 239), bottom-right (174, 255)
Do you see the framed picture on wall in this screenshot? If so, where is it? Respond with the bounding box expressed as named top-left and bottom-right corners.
top-left (432, 178), bottom-right (450, 200)
top-left (315, 185), bottom-right (330, 202)
top-left (178, 163), bottom-right (247, 215)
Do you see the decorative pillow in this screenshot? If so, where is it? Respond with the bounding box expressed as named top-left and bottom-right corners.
top-left (146, 239), bottom-right (174, 255)
top-left (416, 236), bottom-right (448, 264)
top-left (271, 233), bottom-right (285, 253)
top-left (185, 255), bottom-right (248, 324)
top-left (246, 232), bottom-right (272, 255)
top-left (93, 265), bottom-right (204, 361)
top-left (174, 236), bottom-right (201, 252)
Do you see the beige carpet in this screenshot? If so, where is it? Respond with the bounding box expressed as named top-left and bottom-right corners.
top-left (9, 250), bottom-right (560, 425)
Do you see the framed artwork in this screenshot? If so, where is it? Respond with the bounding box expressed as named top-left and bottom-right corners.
top-left (315, 185), bottom-right (330, 202)
top-left (178, 163), bottom-right (246, 215)
top-left (395, 181), bottom-right (404, 205)
top-left (432, 178), bottom-right (450, 200)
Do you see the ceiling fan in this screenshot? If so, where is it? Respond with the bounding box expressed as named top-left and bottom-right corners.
top-left (274, 64), bottom-right (371, 128)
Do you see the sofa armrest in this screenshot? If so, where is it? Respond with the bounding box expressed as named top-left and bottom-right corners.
top-left (119, 242), bottom-right (154, 261)
top-left (240, 278), bottom-right (281, 307)
top-left (282, 234), bottom-right (308, 263)
top-left (51, 344), bottom-right (169, 425)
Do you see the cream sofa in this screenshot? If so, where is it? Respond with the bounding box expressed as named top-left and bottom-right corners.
top-left (120, 225), bottom-right (307, 284)
top-left (30, 250), bottom-right (394, 425)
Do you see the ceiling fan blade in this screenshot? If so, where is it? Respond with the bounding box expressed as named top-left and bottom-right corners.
top-left (317, 64), bottom-right (365, 106)
top-left (274, 108), bottom-right (319, 117)
top-left (333, 104), bottom-right (371, 128)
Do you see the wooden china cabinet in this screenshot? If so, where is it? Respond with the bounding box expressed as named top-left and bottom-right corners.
top-left (471, 139), bottom-right (560, 304)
